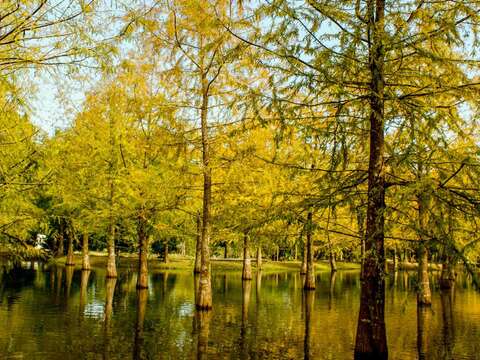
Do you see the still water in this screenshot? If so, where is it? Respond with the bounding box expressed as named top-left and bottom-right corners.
top-left (0, 263), bottom-right (479, 359)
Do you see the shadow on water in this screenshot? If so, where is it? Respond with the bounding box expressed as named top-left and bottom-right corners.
top-left (0, 262), bottom-right (479, 359)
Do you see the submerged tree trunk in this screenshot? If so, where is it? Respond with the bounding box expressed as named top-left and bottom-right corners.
top-left (417, 193), bottom-right (432, 306)
top-left (304, 210), bottom-right (315, 290)
top-left (440, 211), bottom-right (456, 290)
top-left (240, 279), bottom-right (251, 359)
top-left (65, 231), bottom-right (75, 266)
top-left (440, 256), bottom-right (456, 290)
top-left (79, 270), bottom-right (90, 316)
top-left (82, 232), bottom-right (91, 270)
top-left (256, 246), bottom-right (262, 271)
top-left (242, 232), bottom-right (252, 280)
top-left (196, 56), bottom-right (212, 310)
top-left (134, 288), bottom-right (148, 360)
top-left (195, 308), bottom-right (212, 360)
top-left (303, 289), bottom-right (314, 360)
top-left (354, 0), bottom-right (388, 358)
top-left (417, 305), bottom-right (431, 360)
top-left (137, 216), bottom-right (149, 289)
top-left (194, 211), bottom-right (202, 274)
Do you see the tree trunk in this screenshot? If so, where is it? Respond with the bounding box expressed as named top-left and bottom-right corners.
top-left (256, 246), bottom-right (262, 271)
top-left (56, 221), bottom-right (64, 258)
top-left (106, 222), bottom-right (117, 278)
top-left (393, 246), bottom-right (398, 272)
top-left (300, 231), bottom-right (307, 275)
top-left (196, 57), bottom-right (212, 310)
top-left (417, 193), bottom-right (431, 306)
top-left (242, 232), bottom-right (252, 280)
top-left (326, 207), bottom-right (337, 273)
top-left (82, 232), bottom-right (91, 270)
top-left (66, 231), bottom-right (75, 266)
top-left (194, 211), bottom-right (202, 274)
top-left (440, 257), bottom-right (456, 290)
top-left (354, 0), bottom-right (388, 358)
top-left (137, 216), bottom-right (149, 289)
top-left (163, 240), bottom-right (169, 264)
top-left (224, 242), bottom-right (228, 259)
top-left (304, 210), bottom-right (315, 290)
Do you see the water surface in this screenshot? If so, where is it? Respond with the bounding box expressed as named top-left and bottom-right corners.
top-left (0, 262), bottom-right (479, 359)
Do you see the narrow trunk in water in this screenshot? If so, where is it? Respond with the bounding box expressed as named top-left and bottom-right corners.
top-left (65, 231), bottom-right (75, 266)
top-left (56, 220), bottom-right (64, 258)
top-left (304, 210), bottom-right (315, 290)
top-left (256, 247), bottom-right (262, 271)
top-left (300, 231), bottom-right (307, 275)
top-left (82, 232), bottom-right (91, 270)
top-left (163, 239), bottom-right (169, 264)
top-left (194, 211), bottom-right (202, 274)
top-left (196, 51), bottom-right (212, 310)
top-left (106, 221), bottom-right (117, 278)
top-left (354, 0), bottom-right (388, 357)
top-left (417, 193), bottom-right (431, 306)
top-left (137, 216), bottom-right (149, 289)
top-left (242, 232), bottom-right (252, 280)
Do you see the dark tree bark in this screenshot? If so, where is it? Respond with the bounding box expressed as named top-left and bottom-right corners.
top-left (304, 210), bottom-right (315, 290)
top-left (82, 232), bottom-right (91, 270)
top-left (354, 0), bottom-right (388, 358)
top-left (137, 215), bottom-right (149, 289)
top-left (242, 232), bottom-right (252, 280)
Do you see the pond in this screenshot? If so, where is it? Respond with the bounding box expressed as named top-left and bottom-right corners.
top-left (0, 262), bottom-right (479, 359)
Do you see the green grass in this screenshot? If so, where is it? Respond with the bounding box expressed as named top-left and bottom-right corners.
top-left (50, 252), bottom-right (360, 272)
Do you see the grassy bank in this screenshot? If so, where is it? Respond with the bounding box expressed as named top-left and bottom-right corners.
top-left (50, 252), bottom-right (360, 273)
